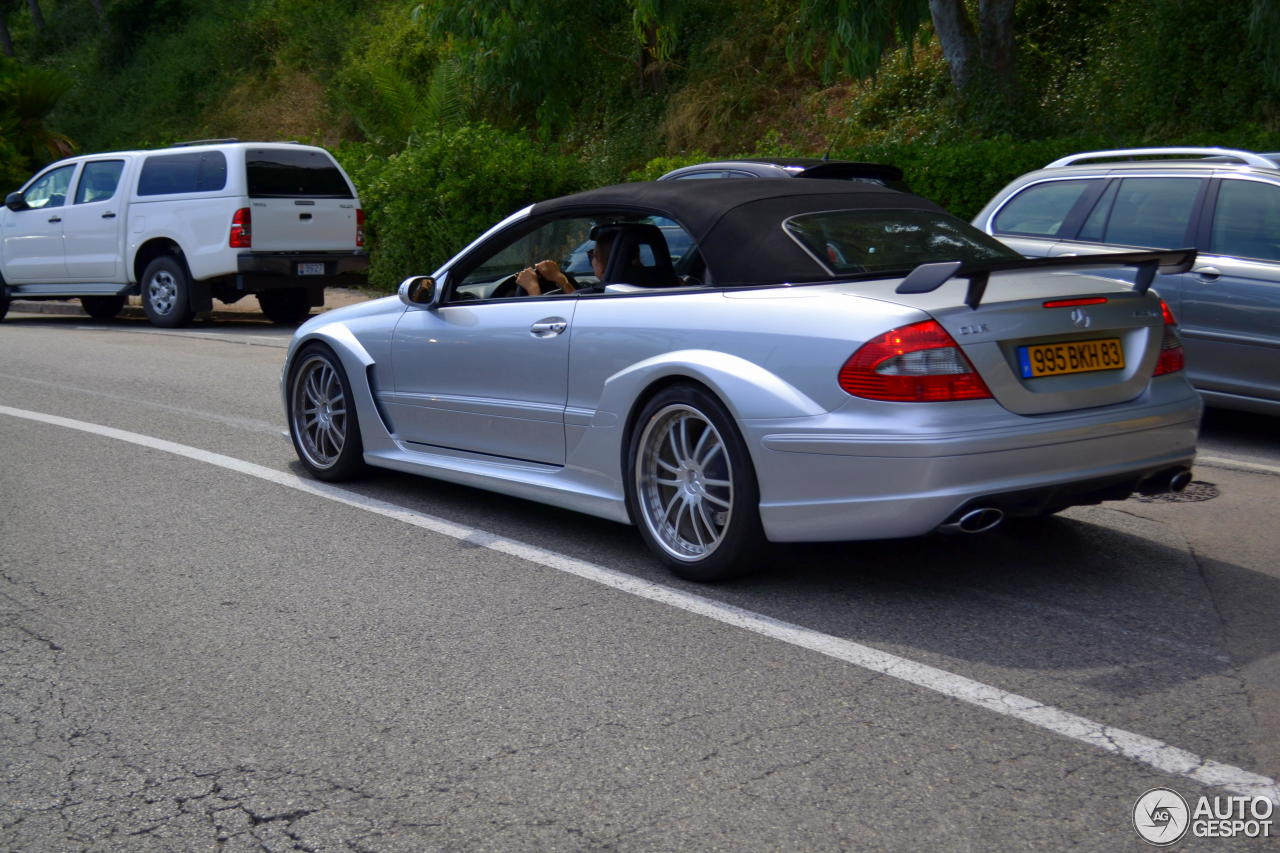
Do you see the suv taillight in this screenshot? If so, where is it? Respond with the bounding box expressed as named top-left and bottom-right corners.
top-left (839, 319), bottom-right (993, 402)
top-left (1153, 298), bottom-right (1185, 376)
top-left (229, 208), bottom-right (251, 248)
top-left (356, 208), bottom-right (365, 247)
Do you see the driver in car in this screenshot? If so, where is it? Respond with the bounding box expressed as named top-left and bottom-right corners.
top-left (514, 228), bottom-right (615, 296)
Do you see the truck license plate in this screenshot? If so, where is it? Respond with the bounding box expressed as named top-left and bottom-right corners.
top-left (1018, 338), bottom-right (1124, 378)
top-left (298, 262), bottom-right (325, 276)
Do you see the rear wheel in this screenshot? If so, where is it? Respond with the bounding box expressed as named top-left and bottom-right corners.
top-left (287, 344), bottom-right (366, 481)
top-left (626, 384), bottom-right (766, 581)
top-left (81, 294), bottom-right (126, 320)
top-left (140, 256), bottom-right (194, 327)
top-left (0, 296), bottom-right (8, 322)
top-left (258, 289), bottom-right (312, 325)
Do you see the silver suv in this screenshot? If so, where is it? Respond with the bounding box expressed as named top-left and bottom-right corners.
top-left (974, 147), bottom-right (1280, 415)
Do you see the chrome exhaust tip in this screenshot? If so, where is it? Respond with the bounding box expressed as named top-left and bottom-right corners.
top-left (1137, 466), bottom-right (1193, 495)
top-left (939, 507), bottom-right (1005, 535)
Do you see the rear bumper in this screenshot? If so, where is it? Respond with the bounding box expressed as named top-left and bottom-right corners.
top-left (744, 382), bottom-right (1202, 542)
top-left (235, 252), bottom-right (369, 290)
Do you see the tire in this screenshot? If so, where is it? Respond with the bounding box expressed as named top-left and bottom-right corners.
top-left (0, 297), bottom-right (9, 322)
top-left (625, 384), bottom-right (767, 581)
top-left (258, 288), bottom-right (312, 325)
top-left (81, 294), bottom-right (126, 320)
top-left (286, 344), bottom-right (366, 481)
top-left (140, 255), bottom-right (195, 328)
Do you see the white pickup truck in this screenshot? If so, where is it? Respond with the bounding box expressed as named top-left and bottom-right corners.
top-left (0, 139), bottom-right (368, 326)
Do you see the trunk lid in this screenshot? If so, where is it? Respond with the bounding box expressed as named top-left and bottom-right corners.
top-left (897, 271), bottom-right (1168, 415)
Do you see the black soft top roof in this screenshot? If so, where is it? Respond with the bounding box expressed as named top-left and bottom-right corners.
top-left (531, 180), bottom-right (946, 285)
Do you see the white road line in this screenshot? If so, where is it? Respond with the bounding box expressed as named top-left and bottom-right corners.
top-left (0, 372), bottom-right (281, 435)
top-left (1197, 455), bottom-right (1280, 477)
top-left (2, 402), bottom-right (1277, 806)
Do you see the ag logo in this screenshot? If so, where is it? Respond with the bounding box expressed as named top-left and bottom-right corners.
top-left (1134, 787), bottom-right (1190, 845)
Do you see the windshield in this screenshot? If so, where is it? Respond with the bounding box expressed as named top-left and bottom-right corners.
top-left (784, 209), bottom-right (1020, 276)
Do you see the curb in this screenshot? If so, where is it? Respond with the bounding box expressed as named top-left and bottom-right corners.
top-left (7, 289), bottom-right (373, 321)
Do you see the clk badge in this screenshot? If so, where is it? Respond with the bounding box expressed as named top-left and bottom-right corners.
top-left (1071, 308), bottom-right (1092, 329)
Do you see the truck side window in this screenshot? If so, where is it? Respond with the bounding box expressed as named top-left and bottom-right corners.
top-left (74, 160), bottom-right (126, 204)
top-left (22, 164), bottom-right (76, 210)
top-left (137, 151), bottom-right (228, 196)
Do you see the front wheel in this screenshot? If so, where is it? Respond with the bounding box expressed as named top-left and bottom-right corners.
top-left (287, 344), bottom-right (366, 481)
top-left (140, 256), bottom-right (194, 327)
top-left (81, 294), bottom-right (126, 320)
top-left (626, 384), bottom-right (767, 581)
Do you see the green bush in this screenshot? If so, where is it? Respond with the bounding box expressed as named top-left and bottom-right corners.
top-left (339, 124), bottom-right (591, 291)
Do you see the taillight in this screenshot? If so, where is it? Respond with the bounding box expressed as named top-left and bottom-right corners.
top-left (356, 208), bottom-right (365, 247)
top-left (229, 208), bottom-right (251, 248)
top-left (839, 319), bottom-right (993, 402)
top-left (1153, 298), bottom-right (1184, 376)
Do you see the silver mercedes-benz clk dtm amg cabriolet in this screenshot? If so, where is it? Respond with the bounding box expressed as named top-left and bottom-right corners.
top-left (282, 180), bottom-right (1202, 580)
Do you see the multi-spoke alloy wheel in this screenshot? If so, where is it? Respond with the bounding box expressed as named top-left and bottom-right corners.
top-left (287, 346), bottom-right (365, 481)
top-left (628, 385), bottom-right (765, 581)
top-left (636, 404), bottom-right (734, 561)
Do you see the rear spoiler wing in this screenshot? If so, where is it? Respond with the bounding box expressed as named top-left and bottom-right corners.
top-left (894, 248), bottom-right (1197, 309)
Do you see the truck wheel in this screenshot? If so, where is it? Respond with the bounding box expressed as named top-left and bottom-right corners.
top-left (258, 289), bottom-right (312, 325)
top-left (140, 256), bottom-right (195, 328)
top-left (81, 294), bottom-right (126, 320)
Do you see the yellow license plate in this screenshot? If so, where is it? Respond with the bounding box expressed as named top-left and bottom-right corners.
top-left (1017, 338), bottom-right (1124, 378)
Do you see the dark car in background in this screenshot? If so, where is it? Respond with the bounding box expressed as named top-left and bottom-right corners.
top-left (973, 147), bottom-right (1280, 415)
top-left (658, 158), bottom-right (909, 191)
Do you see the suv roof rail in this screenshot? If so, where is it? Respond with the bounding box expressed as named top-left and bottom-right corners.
top-left (170, 138), bottom-right (241, 148)
top-left (1045, 147), bottom-right (1278, 170)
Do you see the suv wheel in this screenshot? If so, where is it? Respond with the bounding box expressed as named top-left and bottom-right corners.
top-left (140, 256), bottom-right (195, 328)
top-left (258, 288), bottom-right (312, 325)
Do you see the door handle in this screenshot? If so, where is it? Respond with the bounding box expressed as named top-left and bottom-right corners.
top-left (530, 319), bottom-right (568, 337)
top-left (1195, 266), bottom-right (1221, 282)
top-left (47, 216), bottom-right (61, 223)
top-left (101, 212), bottom-right (117, 219)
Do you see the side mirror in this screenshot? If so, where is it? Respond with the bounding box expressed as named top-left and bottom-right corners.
top-left (398, 275), bottom-right (437, 308)
top-left (5, 191), bottom-right (28, 212)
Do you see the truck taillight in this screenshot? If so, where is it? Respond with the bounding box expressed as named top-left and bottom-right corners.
top-left (839, 319), bottom-right (993, 402)
top-left (1153, 298), bottom-right (1185, 376)
top-left (356, 208), bottom-right (365, 247)
top-left (229, 208), bottom-right (251, 248)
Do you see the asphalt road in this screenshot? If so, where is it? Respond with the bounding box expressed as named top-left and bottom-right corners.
top-left (1, 311), bottom-right (1277, 851)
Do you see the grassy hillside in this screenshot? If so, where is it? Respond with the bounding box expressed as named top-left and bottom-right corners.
top-left (4, 0), bottom-right (1279, 288)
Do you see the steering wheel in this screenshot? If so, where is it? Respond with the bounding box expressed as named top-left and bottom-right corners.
top-left (488, 270), bottom-right (579, 299)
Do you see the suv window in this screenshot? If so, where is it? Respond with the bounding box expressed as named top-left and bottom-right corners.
top-left (992, 179), bottom-right (1096, 237)
top-left (137, 151), bottom-right (228, 195)
top-left (1210, 179), bottom-right (1280, 262)
top-left (246, 148), bottom-right (353, 198)
top-left (74, 160), bottom-right (124, 204)
top-left (1078, 177), bottom-right (1200, 248)
top-left (23, 163), bottom-right (76, 209)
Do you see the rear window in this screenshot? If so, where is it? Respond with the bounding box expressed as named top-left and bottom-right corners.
top-left (784, 210), bottom-right (1020, 275)
top-left (137, 151), bottom-right (228, 196)
top-left (246, 148), bottom-right (353, 198)
top-left (992, 179), bottom-right (1096, 237)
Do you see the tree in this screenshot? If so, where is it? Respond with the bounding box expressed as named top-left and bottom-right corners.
top-left (791, 0), bottom-right (1017, 100)
top-left (0, 58), bottom-right (75, 177)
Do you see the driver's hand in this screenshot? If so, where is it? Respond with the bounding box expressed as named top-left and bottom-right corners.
top-left (534, 259), bottom-right (573, 292)
top-left (515, 267), bottom-right (541, 295)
